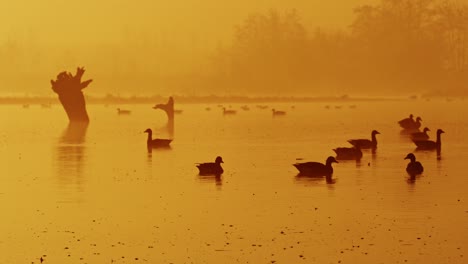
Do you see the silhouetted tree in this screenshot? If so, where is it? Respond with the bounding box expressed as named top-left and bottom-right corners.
top-left (51, 67), bottom-right (93, 122)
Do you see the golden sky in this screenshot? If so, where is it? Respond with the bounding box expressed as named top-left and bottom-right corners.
top-left (1, 0), bottom-right (374, 45)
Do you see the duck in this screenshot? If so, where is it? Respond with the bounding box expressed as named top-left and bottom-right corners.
top-left (196, 156), bottom-right (224, 175)
top-left (272, 109), bottom-right (286, 116)
top-left (333, 145), bottom-right (363, 160)
top-left (117, 108), bottom-right (131, 115)
top-left (413, 129), bottom-right (444, 150)
top-left (348, 130), bottom-right (380, 149)
top-left (410, 127), bottom-right (430, 140)
top-left (144, 128), bottom-right (172, 148)
top-left (223, 107), bottom-right (237, 115)
top-left (293, 156), bottom-right (338, 176)
top-left (404, 153), bottom-right (424, 176)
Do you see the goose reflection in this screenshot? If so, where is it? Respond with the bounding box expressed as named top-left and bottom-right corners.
top-left (55, 122), bottom-right (88, 188)
top-left (295, 174), bottom-right (336, 185)
top-left (198, 174), bottom-right (223, 186)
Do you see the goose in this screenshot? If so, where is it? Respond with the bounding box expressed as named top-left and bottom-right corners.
top-left (398, 114), bottom-right (414, 128)
top-left (117, 108), bottom-right (131, 115)
top-left (404, 153), bottom-right (424, 176)
top-left (413, 129), bottom-right (444, 150)
top-left (196, 156), bottom-right (224, 175)
top-left (348, 130), bottom-right (380, 149)
top-left (399, 115), bottom-right (422, 130)
top-left (272, 109), bottom-right (286, 116)
top-left (293, 156), bottom-right (338, 176)
top-left (144, 128), bottom-right (172, 148)
top-left (333, 145), bottom-right (362, 160)
top-left (241, 105), bottom-right (250, 111)
top-left (410, 127), bottom-right (430, 140)
top-left (223, 107), bottom-right (237, 115)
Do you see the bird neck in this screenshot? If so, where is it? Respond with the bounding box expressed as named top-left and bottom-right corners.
top-left (146, 132), bottom-right (152, 142)
top-left (437, 133), bottom-right (442, 145)
top-left (372, 133), bottom-right (377, 143)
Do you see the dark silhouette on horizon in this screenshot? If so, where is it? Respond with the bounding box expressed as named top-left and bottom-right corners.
top-left (348, 130), bottom-right (380, 149)
top-left (153, 97), bottom-right (175, 135)
top-left (196, 156), bottom-right (224, 176)
top-left (405, 153), bottom-right (424, 177)
top-left (117, 108), bottom-right (131, 115)
top-left (144, 128), bottom-right (172, 149)
top-left (293, 156), bottom-right (338, 177)
top-left (153, 96), bottom-right (175, 121)
top-left (414, 129), bottom-right (444, 151)
top-left (222, 107), bottom-right (237, 115)
top-left (272, 109), bottom-right (286, 116)
top-left (51, 67), bottom-right (93, 122)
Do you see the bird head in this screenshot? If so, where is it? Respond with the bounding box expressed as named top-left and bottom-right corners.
top-left (404, 153), bottom-right (416, 161)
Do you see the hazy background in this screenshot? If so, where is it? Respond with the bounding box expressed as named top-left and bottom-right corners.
top-left (1, 0), bottom-right (467, 97)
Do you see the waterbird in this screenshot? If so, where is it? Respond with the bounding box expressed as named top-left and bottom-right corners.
top-left (413, 129), bottom-right (444, 150)
top-left (293, 156), bottom-right (338, 176)
top-left (399, 115), bottom-right (422, 130)
top-left (398, 114), bottom-right (414, 128)
top-left (272, 109), bottom-right (286, 116)
top-left (348, 130), bottom-right (380, 149)
top-left (117, 108), bottom-right (131, 115)
top-left (333, 145), bottom-right (363, 160)
top-left (404, 153), bottom-right (424, 176)
top-left (223, 107), bottom-right (237, 115)
top-left (411, 127), bottom-right (430, 140)
top-left (144, 128), bottom-right (172, 148)
top-left (196, 156), bottom-right (224, 175)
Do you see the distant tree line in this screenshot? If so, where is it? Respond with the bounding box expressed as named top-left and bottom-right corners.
top-left (210, 0), bottom-right (468, 96)
top-left (0, 0), bottom-right (467, 97)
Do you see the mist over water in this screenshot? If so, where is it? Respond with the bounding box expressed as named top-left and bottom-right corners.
top-left (1, 100), bottom-right (467, 263)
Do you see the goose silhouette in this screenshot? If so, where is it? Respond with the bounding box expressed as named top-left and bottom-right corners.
top-left (223, 108), bottom-right (237, 115)
top-left (293, 156), bottom-right (338, 176)
top-left (333, 145), bottom-right (362, 160)
top-left (413, 129), bottom-right (444, 150)
top-left (399, 115), bottom-right (422, 130)
top-left (348, 130), bottom-right (380, 149)
top-left (411, 127), bottom-right (430, 140)
top-left (117, 108), bottom-right (131, 115)
top-left (196, 156), bottom-right (224, 175)
top-left (404, 153), bottom-right (424, 176)
top-left (144, 128), bottom-right (172, 148)
top-left (272, 109), bottom-right (286, 116)
top-left (398, 114), bottom-right (414, 128)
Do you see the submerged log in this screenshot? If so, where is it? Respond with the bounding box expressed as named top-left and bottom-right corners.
top-left (51, 67), bottom-right (93, 122)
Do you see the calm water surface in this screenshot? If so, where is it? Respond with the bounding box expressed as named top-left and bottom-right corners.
top-left (1, 100), bottom-right (468, 263)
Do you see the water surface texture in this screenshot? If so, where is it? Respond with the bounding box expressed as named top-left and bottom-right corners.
top-left (1, 101), bottom-right (467, 263)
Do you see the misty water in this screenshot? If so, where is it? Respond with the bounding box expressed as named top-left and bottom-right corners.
top-left (1, 100), bottom-right (467, 263)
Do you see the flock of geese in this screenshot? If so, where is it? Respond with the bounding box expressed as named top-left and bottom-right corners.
top-left (141, 105), bottom-right (445, 178)
top-left (293, 114), bottom-right (444, 179)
